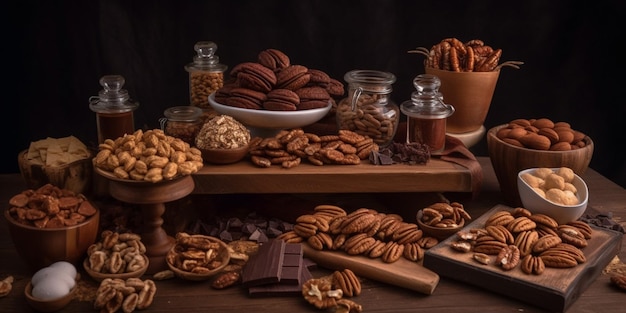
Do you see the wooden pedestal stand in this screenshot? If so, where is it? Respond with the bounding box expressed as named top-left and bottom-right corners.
top-left (96, 169), bottom-right (195, 274)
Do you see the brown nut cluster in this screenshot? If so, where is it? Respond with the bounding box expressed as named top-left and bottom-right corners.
top-left (0, 276), bottom-right (13, 297)
top-left (93, 129), bottom-right (204, 182)
top-left (166, 232), bottom-right (228, 274)
top-left (94, 278), bottom-right (156, 312)
top-left (496, 118), bottom-right (588, 151)
top-left (336, 93), bottom-right (398, 146)
top-left (280, 204), bottom-right (440, 264)
top-left (520, 167), bottom-right (581, 205)
top-left (418, 202), bottom-right (472, 228)
top-left (450, 208), bottom-right (592, 275)
top-left (7, 183), bottom-right (97, 228)
top-left (195, 115), bottom-right (250, 149)
top-left (215, 48), bottom-right (344, 111)
top-left (190, 71), bottom-right (224, 108)
top-left (248, 129), bottom-right (378, 169)
top-left (409, 37), bottom-right (523, 72)
top-left (87, 231), bottom-right (148, 274)
top-left (301, 269), bottom-right (363, 312)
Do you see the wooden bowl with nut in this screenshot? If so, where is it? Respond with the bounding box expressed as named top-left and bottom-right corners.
top-left (199, 144), bottom-right (250, 165)
top-left (166, 233), bottom-right (230, 281)
top-left (83, 254), bottom-right (149, 282)
top-left (4, 185), bottom-right (100, 270)
top-left (416, 210), bottom-right (465, 241)
top-left (487, 119), bottom-right (593, 206)
top-left (83, 231), bottom-right (150, 282)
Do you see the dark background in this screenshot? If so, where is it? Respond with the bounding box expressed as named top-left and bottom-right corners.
top-left (3, 0), bottom-right (625, 188)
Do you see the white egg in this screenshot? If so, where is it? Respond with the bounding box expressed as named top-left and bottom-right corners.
top-left (32, 267), bottom-right (76, 291)
top-left (31, 278), bottom-right (70, 301)
top-left (48, 261), bottom-right (77, 279)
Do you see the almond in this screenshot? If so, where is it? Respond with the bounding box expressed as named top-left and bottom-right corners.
top-left (502, 138), bottom-right (524, 147)
top-left (572, 130), bottom-right (586, 144)
top-left (496, 127), bottom-right (511, 139)
top-left (519, 133), bottom-right (551, 150)
top-left (554, 121), bottom-right (571, 129)
top-left (538, 128), bottom-right (559, 144)
top-left (549, 141), bottom-right (572, 151)
top-left (556, 129), bottom-right (574, 143)
top-left (507, 127), bottom-right (528, 140)
top-left (525, 125), bottom-right (539, 133)
top-left (532, 118), bottom-right (555, 129)
top-left (509, 119), bottom-right (531, 127)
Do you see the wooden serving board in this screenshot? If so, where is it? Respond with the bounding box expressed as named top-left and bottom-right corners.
top-left (302, 243), bottom-right (440, 295)
top-left (423, 204), bottom-right (623, 312)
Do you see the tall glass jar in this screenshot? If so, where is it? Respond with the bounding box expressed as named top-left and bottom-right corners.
top-left (89, 75), bottom-right (139, 144)
top-left (159, 106), bottom-right (203, 145)
top-left (400, 74), bottom-right (454, 155)
top-left (185, 41), bottom-right (228, 109)
top-left (336, 70), bottom-right (399, 147)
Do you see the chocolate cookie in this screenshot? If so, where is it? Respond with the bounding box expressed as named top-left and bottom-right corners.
top-left (276, 65), bottom-right (310, 91)
top-left (326, 78), bottom-right (345, 98)
top-left (257, 49), bottom-right (290, 72)
top-left (225, 87), bottom-right (267, 109)
top-left (263, 89), bottom-right (300, 111)
top-left (232, 62), bottom-right (277, 93)
top-left (214, 82), bottom-right (237, 104)
top-left (296, 86), bottom-right (330, 110)
top-left (307, 69), bottom-right (331, 86)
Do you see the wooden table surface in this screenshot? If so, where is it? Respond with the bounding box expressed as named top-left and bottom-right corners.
top-left (1, 157), bottom-right (624, 313)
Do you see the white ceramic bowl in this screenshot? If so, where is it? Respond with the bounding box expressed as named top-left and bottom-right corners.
top-left (517, 168), bottom-right (588, 225)
top-left (208, 93), bottom-right (332, 129)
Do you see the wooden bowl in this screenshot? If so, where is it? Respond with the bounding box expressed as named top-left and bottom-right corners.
top-left (517, 168), bottom-right (589, 225)
top-left (18, 149), bottom-right (93, 195)
top-left (82, 255), bottom-right (149, 282)
top-left (25, 280), bottom-right (76, 312)
top-left (487, 124), bottom-right (593, 206)
top-left (416, 210), bottom-right (465, 241)
top-left (4, 208), bottom-right (100, 271)
top-left (199, 144), bottom-right (250, 164)
top-left (166, 235), bottom-right (230, 281)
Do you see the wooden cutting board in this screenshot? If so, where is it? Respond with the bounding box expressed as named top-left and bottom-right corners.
top-left (302, 243), bottom-right (440, 295)
top-left (423, 204), bottom-right (623, 312)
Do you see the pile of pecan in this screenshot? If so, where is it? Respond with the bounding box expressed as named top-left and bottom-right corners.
top-left (249, 129), bottom-right (378, 169)
top-left (302, 269), bottom-right (363, 312)
top-left (166, 232), bottom-right (229, 275)
top-left (409, 38), bottom-right (523, 72)
top-left (94, 277), bottom-right (156, 312)
top-left (94, 129), bottom-right (204, 182)
top-left (86, 231), bottom-right (148, 275)
top-left (450, 208), bottom-right (592, 275)
top-left (7, 183), bottom-right (97, 228)
top-left (277, 203), bottom-right (459, 264)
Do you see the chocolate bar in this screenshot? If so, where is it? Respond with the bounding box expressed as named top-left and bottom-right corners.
top-left (248, 265), bottom-right (313, 297)
top-left (279, 243), bottom-right (303, 285)
top-left (241, 239), bottom-right (286, 286)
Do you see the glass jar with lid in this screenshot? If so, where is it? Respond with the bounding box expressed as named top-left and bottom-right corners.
top-left (400, 74), bottom-right (455, 155)
top-left (336, 70), bottom-right (399, 148)
top-left (89, 75), bottom-right (139, 144)
top-left (159, 106), bottom-right (203, 145)
top-left (185, 41), bottom-right (228, 109)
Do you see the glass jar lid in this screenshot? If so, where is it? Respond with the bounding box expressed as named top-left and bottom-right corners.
top-left (163, 106), bottom-right (203, 122)
top-left (344, 70), bottom-right (396, 94)
top-left (185, 41), bottom-right (228, 72)
top-left (89, 75), bottom-right (139, 113)
top-left (401, 74), bottom-right (454, 119)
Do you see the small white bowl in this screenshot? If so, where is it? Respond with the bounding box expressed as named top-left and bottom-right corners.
top-left (517, 168), bottom-right (588, 225)
top-left (208, 93), bottom-right (331, 129)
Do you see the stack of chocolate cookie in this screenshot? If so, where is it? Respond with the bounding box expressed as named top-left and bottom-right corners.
top-left (214, 49), bottom-right (344, 111)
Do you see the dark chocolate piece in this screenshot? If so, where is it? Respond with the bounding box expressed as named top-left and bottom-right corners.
top-left (248, 265), bottom-right (313, 297)
top-left (280, 243), bottom-right (303, 285)
top-left (249, 228), bottom-right (269, 243)
top-left (241, 239), bottom-right (286, 287)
